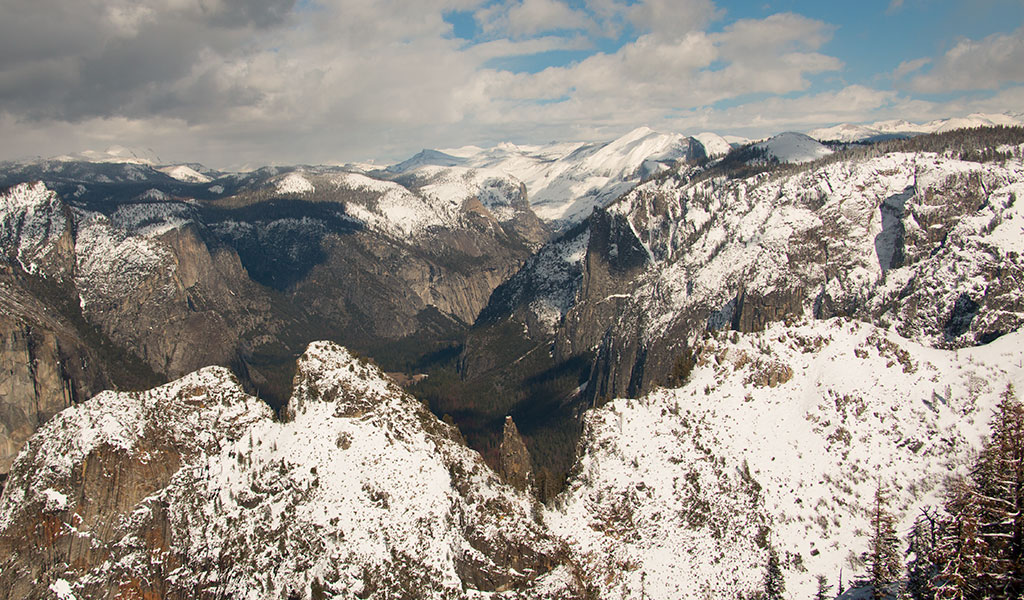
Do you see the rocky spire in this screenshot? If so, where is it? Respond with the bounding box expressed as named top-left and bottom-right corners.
top-left (499, 416), bottom-right (535, 493)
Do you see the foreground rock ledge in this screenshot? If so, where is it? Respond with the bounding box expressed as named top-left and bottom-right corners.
top-left (0, 341), bottom-right (583, 600)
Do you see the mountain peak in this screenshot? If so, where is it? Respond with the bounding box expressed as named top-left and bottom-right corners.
top-left (754, 131), bottom-right (832, 163)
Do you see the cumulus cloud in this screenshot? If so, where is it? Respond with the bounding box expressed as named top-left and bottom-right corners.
top-left (662, 85), bottom-right (911, 135)
top-left (892, 57), bottom-right (930, 80)
top-left (628, 0), bottom-right (721, 39)
top-left (478, 0), bottom-right (593, 38)
top-left (1, 0), bottom-right (1015, 168)
top-left (908, 27), bottom-right (1024, 93)
top-left (472, 10), bottom-right (840, 125)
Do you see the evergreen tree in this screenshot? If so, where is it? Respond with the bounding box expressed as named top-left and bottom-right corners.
top-left (935, 478), bottom-right (986, 599)
top-left (868, 480), bottom-right (902, 599)
top-left (765, 543), bottom-right (786, 600)
top-left (935, 383), bottom-right (1024, 598)
top-left (905, 508), bottom-right (939, 600)
top-left (814, 574), bottom-right (832, 600)
top-left (972, 383), bottom-right (1024, 596)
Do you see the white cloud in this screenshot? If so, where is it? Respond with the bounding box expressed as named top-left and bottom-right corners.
top-left (472, 10), bottom-right (841, 122)
top-left (908, 27), bottom-right (1024, 93)
top-left (892, 57), bottom-right (930, 80)
top-left (628, 0), bottom-right (721, 40)
top-left (1, 0), bottom-right (1020, 168)
top-left (506, 0), bottom-right (592, 37)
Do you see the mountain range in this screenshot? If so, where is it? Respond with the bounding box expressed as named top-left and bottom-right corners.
top-left (1, 116), bottom-right (1023, 599)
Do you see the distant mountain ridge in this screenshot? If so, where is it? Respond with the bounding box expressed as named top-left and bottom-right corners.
top-left (384, 126), bottom-right (713, 229)
top-left (809, 112), bottom-right (1024, 142)
top-left (1, 120), bottom-right (1023, 600)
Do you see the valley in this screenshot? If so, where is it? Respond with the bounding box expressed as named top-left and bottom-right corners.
top-left (1, 121), bottom-right (1023, 598)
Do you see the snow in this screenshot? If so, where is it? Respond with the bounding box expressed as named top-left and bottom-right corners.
top-left (386, 149), bottom-right (466, 172)
top-left (275, 172), bottom-right (315, 195)
top-left (387, 126), bottom-right (698, 228)
top-left (42, 488), bottom-right (68, 511)
top-left (0, 365), bottom-right (265, 529)
top-left (549, 319), bottom-right (1024, 599)
top-left (606, 147), bottom-right (1024, 348)
top-left (50, 579), bottom-right (77, 600)
top-left (160, 165), bottom-right (212, 183)
top-left (809, 112), bottom-right (1024, 142)
top-left (74, 210), bottom-right (176, 311)
top-left (328, 171), bottom-right (458, 237)
top-left (0, 341), bottom-right (573, 598)
top-left (694, 132), bottom-right (733, 157)
top-left (492, 225), bottom-right (591, 333)
top-left (754, 132), bottom-right (833, 164)
top-left (0, 181), bottom-right (67, 275)
top-left (138, 188), bottom-right (168, 201)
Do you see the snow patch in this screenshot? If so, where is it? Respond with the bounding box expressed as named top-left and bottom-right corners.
top-left (753, 132), bottom-right (833, 164)
top-left (275, 172), bottom-right (315, 195)
top-left (50, 579), bottom-right (77, 600)
top-left (160, 165), bottom-right (212, 184)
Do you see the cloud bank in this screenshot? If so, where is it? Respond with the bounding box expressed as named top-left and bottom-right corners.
top-left (0, 0), bottom-right (1021, 167)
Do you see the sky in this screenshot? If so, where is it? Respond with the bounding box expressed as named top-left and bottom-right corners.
top-left (1, 0), bottom-right (1022, 169)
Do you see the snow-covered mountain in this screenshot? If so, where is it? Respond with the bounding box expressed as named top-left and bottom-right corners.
top-left (809, 112), bottom-right (1024, 142)
top-left (388, 126), bottom-right (712, 228)
top-left (2, 120), bottom-right (1024, 599)
top-left (0, 159), bottom-right (547, 479)
top-left (549, 319), bottom-right (1024, 599)
top-left (752, 132), bottom-right (833, 164)
top-left (159, 164), bottom-right (213, 183)
top-left (1, 324), bottom-right (1019, 599)
top-left (460, 126), bottom-right (1024, 504)
top-left (0, 341), bottom-right (585, 598)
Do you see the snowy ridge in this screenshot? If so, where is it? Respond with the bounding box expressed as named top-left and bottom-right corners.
top-left (0, 181), bottom-right (68, 275)
top-left (753, 132), bottom-right (833, 164)
top-left (481, 127), bottom-right (693, 225)
top-left (809, 112), bottom-right (1024, 142)
top-left (0, 365), bottom-right (267, 529)
top-left (610, 148), bottom-right (1024, 347)
top-left (486, 224), bottom-right (590, 332)
top-left (549, 319), bottom-right (1024, 599)
top-left (404, 166), bottom-right (527, 224)
top-left (327, 171), bottom-right (456, 238)
top-left (694, 132), bottom-right (733, 158)
top-left (159, 165), bottom-right (213, 183)
top-left (0, 341), bottom-right (582, 599)
top-left (390, 127), bottom-right (702, 228)
top-left (275, 171), bottom-right (315, 195)
top-left (108, 201), bottom-right (194, 238)
top-left (74, 210), bottom-right (177, 310)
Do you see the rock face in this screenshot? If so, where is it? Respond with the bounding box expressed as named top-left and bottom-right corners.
top-left (0, 342), bottom-right (584, 599)
top-left (547, 320), bottom-right (1024, 599)
top-left (471, 129), bottom-right (1024, 405)
top-left (0, 319), bottom-right (74, 476)
top-left (0, 162), bottom-right (549, 473)
top-left (498, 416), bottom-right (535, 492)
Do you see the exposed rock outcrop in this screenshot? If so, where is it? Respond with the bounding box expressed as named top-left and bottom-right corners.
top-left (0, 342), bottom-right (584, 599)
top-left (0, 167), bottom-right (548, 471)
top-left (0, 319), bottom-right (74, 476)
top-left (498, 416), bottom-right (535, 492)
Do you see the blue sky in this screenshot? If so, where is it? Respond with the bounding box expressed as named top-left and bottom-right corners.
top-left (1, 0), bottom-right (1022, 167)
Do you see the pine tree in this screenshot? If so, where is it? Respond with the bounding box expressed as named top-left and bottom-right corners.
top-left (973, 383), bottom-right (1024, 596)
top-left (765, 543), bottom-right (786, 600)
top-left (814, 574), bottom-right (832, 600)
top-left (934, 383), bottom-right (1024, 598)
top-left (905, 508), bottom-right (939, 600)
top-left (935, 471), bottom-right (988, 599)
top-left (867, 480), bottom-right (902, 599)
